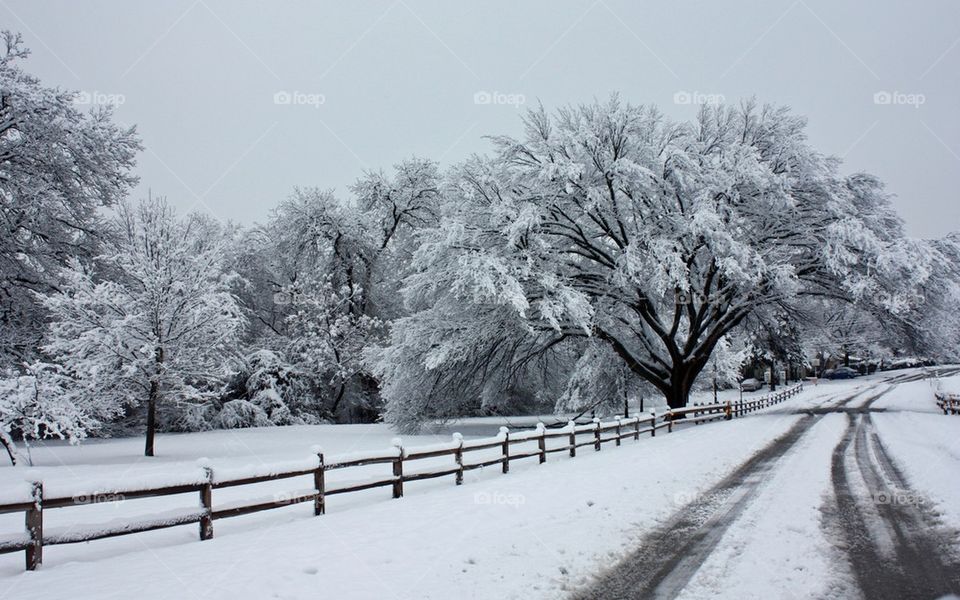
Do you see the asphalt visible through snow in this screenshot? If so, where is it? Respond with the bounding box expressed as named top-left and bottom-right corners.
top-left (574, 370), bottom-right (960, 600)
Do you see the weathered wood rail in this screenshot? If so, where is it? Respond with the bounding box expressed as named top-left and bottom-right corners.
top-left (935, 391), bottom-right (960, 415)
top-left (0, 383), bottom-right (804, 571)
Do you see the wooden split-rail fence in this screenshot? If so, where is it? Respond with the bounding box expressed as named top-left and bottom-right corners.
top-left (935, 391), bottom-right (960, 415)
top-left (0, 383), bottom-right (804, 571)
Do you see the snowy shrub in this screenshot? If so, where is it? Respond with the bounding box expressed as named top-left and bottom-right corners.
top-left (209, 350), bottom-right (321, 429)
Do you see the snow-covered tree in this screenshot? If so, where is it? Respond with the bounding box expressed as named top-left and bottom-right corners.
top-left (898, 234), bottom-right (960, 360)
top-left (41, 198), bottom-right (245, 456)
top-left (0, 362), bottom-right (118, 465)
top-left (0, 31), bottom-right (140, 367)
top-left (371, 98), bottom-right (932, 430)
top-left (232, 159), bottom-right (441, 422)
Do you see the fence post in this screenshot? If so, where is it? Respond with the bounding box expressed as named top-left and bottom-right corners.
top-left (199, 463), bottom-right (214, 539)
top-left (614, 418), bottom-right (622, 447)
top-left (25, 481), bottom-right (42, 571)
top-left (593, 418), bottom-right (601, 451)
top-left (500, 427), bottom-right (510, 474)
top-left (453, 433), bottom-right (464, 484)
top-left (391, 438), bottom-right (404, 499)
top-left (650, 410), bottom-right (656, 437)
top-left (725, 401), bottom-right (732, 421)
top-left (633, 417), bottom-right (640, 441)
top-left (312, 447), bottom-right (326, 516)
top-left (568, 421), bottom-right (576, 458)
top-left (536, 424), bottom-right (546, 464)
top-left (666, 409), bottom-right (674, 433)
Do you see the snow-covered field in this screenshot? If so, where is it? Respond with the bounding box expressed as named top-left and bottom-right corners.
top-left (1, 371), bottom-right (957, 599)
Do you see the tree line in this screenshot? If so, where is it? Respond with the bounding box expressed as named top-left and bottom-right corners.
top-left (2, 33), bottom-right (958, 462)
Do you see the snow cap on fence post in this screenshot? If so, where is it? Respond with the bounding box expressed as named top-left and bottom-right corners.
top-left (498, 426), bottom-right (509, 440)
top-left (535, 422), bottom-right (547, 464)
top-left (452, 432), bottom-right (463, 442)
top-left (566, 420), bottom-right (576, 431)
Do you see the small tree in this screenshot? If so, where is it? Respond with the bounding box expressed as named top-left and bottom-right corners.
top-left (42, 198), bottom-right (245, 456)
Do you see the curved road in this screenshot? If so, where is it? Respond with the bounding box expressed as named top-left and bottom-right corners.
top-left (574, 370), bottom-right (960, 600)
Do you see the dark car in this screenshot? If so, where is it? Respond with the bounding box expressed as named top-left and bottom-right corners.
top-left (826, 366), bottom-right (859, 380)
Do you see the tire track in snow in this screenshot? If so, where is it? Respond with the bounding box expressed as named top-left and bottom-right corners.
top-left (828, 407), bottom-right (960, 599)
top-left (572, 414), bottom-right (817, 600)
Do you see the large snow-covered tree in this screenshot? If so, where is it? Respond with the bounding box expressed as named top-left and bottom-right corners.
top-left (372, 98), bottom-right (932, 430)
top-left (0, 31), bottom-right (140, 366)
top-left (41, 198), bottom-right (245, 456)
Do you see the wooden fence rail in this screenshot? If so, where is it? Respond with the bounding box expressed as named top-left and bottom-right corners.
top-left (0, 383), bottom-right (804, 571)
top-left (935, 392), bottom-right (960, 415)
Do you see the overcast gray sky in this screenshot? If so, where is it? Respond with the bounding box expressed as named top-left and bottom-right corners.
top-left (5, 0), bottom-right (959, 238)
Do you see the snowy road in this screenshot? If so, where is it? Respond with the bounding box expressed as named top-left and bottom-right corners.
top-left (577, 370), bottom-right (960, 600)
top-left (3, 370), bottom-right (959, 600)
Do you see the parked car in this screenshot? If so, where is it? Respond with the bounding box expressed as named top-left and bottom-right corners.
top-left (740, 378), bottom-right (764, 391)
top-left (826, 366), bottom-right (859, 380)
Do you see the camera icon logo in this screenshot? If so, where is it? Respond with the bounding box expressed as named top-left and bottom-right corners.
top-left (873, 91), bottom-right (892, 105)
top-left (474, 90), bottom-right (492, 105)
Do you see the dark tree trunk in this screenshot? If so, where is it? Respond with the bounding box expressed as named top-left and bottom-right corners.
top-left (145, 379), bottom-right (157, 457)
top-left (664, 363), bottom-right (702, 410)
top-left (145, 346), bottom-right (163, 457)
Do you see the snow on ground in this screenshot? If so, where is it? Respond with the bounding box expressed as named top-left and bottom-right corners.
top-left (870, 376), bottom-right (960, 530)
top-left (0, 383), bottom-right (833, 600)
top-left (675, 413), bottom-right (855, 600)
top-left (3, 372), bottom-right (952, 599)
top-left (871, 372), bottom-right (951, 413)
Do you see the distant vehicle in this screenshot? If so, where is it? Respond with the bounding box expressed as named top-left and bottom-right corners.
top-left (826, 366), bottom-right (859, 380)
top-left (740, 378), bottom-right (764, 391)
